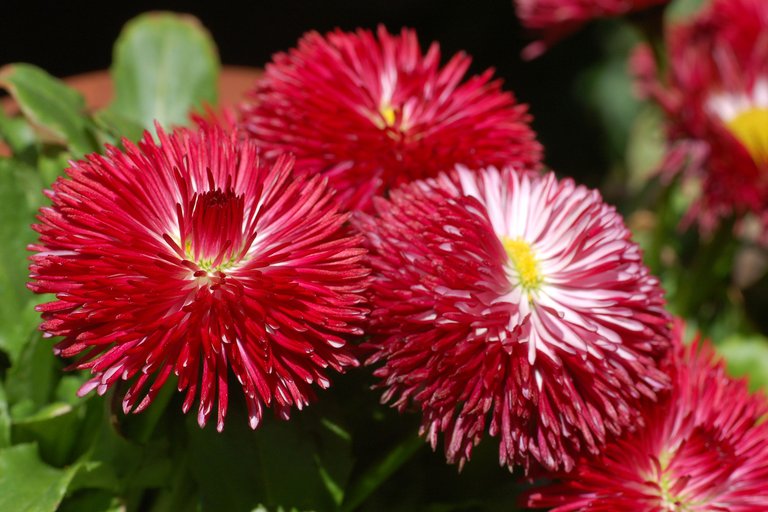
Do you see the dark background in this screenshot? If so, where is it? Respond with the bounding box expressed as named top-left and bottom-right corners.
top-left (0, 0), bottom-right (612, 183)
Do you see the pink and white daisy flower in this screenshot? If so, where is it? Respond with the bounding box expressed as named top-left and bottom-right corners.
top-left (28, 122), bottom-right (369, 432)
top-left (357, 166), bottom-right (671, 472)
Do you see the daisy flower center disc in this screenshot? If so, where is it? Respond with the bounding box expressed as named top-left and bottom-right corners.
top-left (187, 188), bottom-right (247, 269)
top-left (502, 236), bottom-right (542, 292)
top-left (726, 106), bottom-right (768, 165)
top-left (379, 103), bottom-right (397, 128)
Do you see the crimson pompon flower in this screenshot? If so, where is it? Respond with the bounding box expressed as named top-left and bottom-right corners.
top-left (633, 0), bottom-right (768, 231)
top-left (528, 322), bottom-right (768, 511)
top-left (356, 166), bottom-right (671, 472)
top-left (239, 25), bottom-right (542, 212)
top-left (514, 0), bottom-right (668, 58)
top-left (28, 122), bottom-right (369, 432)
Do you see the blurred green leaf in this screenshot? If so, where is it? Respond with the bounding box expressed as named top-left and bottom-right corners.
top-left (625, 105), bottom-right (666, 194)
top-left (0, 64), bottom-right (98, 156)
top-left (37, 148), bottom-right (72, 188)
top-left (0, 109), bottom-right (37, 161)
top-left (0, 443), bottom-right (80, 512)
top-left (107, 12), bottom-right (219, 134)
top-left (666, 0), bottom-right (708, 23)
top-left (92, 109), bottom-right (147, 145)
top-left (0, 383), bottom-right (10, 449)
top-left (718, 335), bottom-right (768, 392)
top-left (253, 506), bottom-right (313, 512)
top-left (341, 433), bottom-right (424, 512)
top-left (0, 159), bottom-right (46, 364)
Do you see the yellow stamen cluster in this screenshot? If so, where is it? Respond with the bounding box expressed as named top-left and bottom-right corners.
top-left (502, 237), bottom-right (542, 291)
top-left (727, 107), bottom-right (768, 165)
top-left (380, 104), bottom-right (397, 127)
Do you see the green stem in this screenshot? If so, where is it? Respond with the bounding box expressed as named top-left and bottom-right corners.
top-left (340, 433), bottom-right (424, 512)
top-left (673, 217), bottom-right (737, 318)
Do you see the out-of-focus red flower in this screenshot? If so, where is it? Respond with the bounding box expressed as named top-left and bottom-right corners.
top-left (357, 166), bottom-right (671, 472)
top-left (634, 0), bottom-right (768, 231)
top-left (528, 322), bottom-right (768, 511)
top-left (29, 122), bottom-right (369, 432)
top-left (515, 0), bottom-right (668, 58)
top-left (239, 26), bottom-right (542, 212)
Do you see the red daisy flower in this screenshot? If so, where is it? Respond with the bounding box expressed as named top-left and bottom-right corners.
top-left (28, 122), bottom-right (369, 431)
top-left (239, 25), bottom-right (542, 212)
top-left (515, 0), bottom-right (668, 58)
top-left (356, 166), bottom-right (671, 472)
top-left (634, 0), bottom-right (768, 230)
top-left (528, 322), bottom-right (768, 511)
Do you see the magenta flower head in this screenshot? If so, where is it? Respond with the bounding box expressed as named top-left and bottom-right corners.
top-left (356, 166), bottom-right (672, 472)
top-left (239, 25), bottom-right (542, 212)
top-left (28, 121), bottom-right (370, 431)
top-left (528, 322), bottom-right (768, 511)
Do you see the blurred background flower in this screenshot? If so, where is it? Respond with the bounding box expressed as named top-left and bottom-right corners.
top-left (514, 0), bottom-right (669, 58)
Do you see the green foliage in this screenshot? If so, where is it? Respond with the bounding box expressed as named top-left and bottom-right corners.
top-left (107, 12), bottom-right (220, 138)
top-left (0, 64), bottom-right (99, 157)
top-left (0, 159), bottom-right (46, 364)
top-left (718, 335), bottom-right (768, 393)
top-left (0, 443), bottom-right (81, 512)
top-left (186, 404), bottom-right (352, 512)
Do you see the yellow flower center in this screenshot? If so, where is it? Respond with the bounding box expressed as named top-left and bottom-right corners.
top-left (380, 104), bottom-right (397, 127)
top-left (726, 107), bottom-right (768, 165)
top-left (502, 237), bottom-right (542, 291)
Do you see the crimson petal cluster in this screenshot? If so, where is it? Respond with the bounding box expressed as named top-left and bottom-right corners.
top-left (528, 323), bottom-right (768, 511)
top-left (356, 166), bottom-right (671, 472)
top-left (29, 122), bottom-right (369, 431)
top-left (239, 25), bottom-right (542, 211)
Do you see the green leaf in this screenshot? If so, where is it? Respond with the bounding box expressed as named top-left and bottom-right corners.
top-left (0, 383), bottom-right (10, 449)
top-left (6, 331), bottom-right (60, 411)
top-left (92, 109), bottom-right (146, 145)
top-left (58, 490), bottom-right (125, 512)
top-left (625, 105), bottom-right (666, 194)
top-left (187, 402), bottom-right (345, 512)
top-left (718, 335), bottom-right (768, 392)
top-left (0, 64), bottom-right (98, 156)
top-left (0, 158), bottom-right (46, 363)
top-left (68, 397), bottom-right (174, 497)
top-left (107, 12), bottom-right (219, 133)
top-left (0, 109), bottom-right (37, 161)
top-left (0, 443), bottom-right (80, 512)
top-left (11, 402), bottom-right (84, 467)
